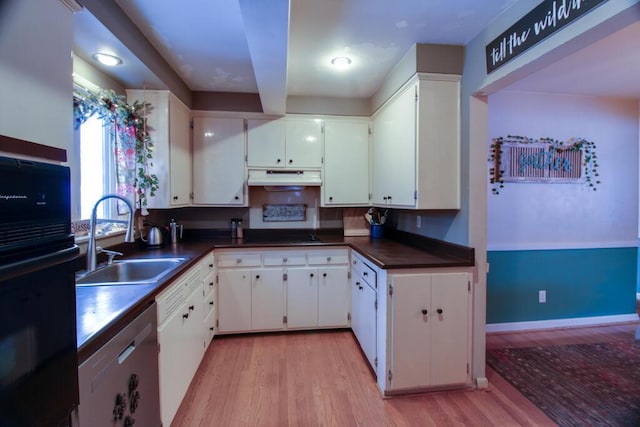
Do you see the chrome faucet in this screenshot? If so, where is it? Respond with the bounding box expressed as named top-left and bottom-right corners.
top-left (87, 194), bottom-right (136, 272)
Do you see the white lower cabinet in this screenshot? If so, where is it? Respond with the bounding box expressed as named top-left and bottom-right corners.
top-left (252, 268), bottom-right (285, 330)
top-left (218, 268), bottom-right (252, 332)
top-left (384, 271), bottom-right (472, 393)
top-left (217, 248), bottom-right (349, 333)
top-left (156, 254), bottom-right (213, 427)
top-left (286, 267), bottom-right (318, 329)
top-left (350, 251), bottom-right (378, 370)
top-left (202, 255), bottom-right (217, 347)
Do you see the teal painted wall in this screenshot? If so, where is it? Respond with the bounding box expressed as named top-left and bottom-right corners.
top-left (487, 247), bottom-right (637, 324)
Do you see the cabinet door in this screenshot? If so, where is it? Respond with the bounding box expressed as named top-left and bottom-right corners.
top-left (286, 267), bottom-right (318, 329)
top-left (285, 119), bottom-right (323, 168)
top-left (372, 84), bottom-right (417, 207)
top-left (193, 117), bottom-right (246, 205)
top-left (184, 285), bottom-right (205, 378)
top-left (247, 119), bottom-right (286, 168)
top-left (251, 268), bottom-right (284, 330)
top-left (158, 303), bottom-right (190, 426)
top-left (323, 120), bottom-right (370, 206)
top-left (168, 96), bottom-right (192, 206)
top-left (318, 265), bottom-right (349, 327)
top-left (390, 274), bottom-right (431, 390)
top-left (218, 269), bottom-right (252, 332)
top-left (429, 273), bottom-right (470, 386)
top-left (352, 279), bottom-right (377, 370)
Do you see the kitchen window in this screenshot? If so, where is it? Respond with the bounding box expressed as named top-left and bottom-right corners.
top-left (78, 115), bottom-right (117, 219)
top-left (73, 110), bottom-right (127, 239)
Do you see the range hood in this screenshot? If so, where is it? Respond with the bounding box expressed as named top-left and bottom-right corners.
top-left (247, 169), bottom-right (322, 187)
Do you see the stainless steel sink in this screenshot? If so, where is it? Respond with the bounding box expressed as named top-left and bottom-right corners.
top-left (76, 257), bottom-right (186, 286)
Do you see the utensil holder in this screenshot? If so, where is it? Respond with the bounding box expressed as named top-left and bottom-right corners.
top-left (370, 224), bottom-right (383, 239)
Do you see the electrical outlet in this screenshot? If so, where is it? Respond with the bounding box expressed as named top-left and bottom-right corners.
top-left (539, 290), bottom-right (546, 303)
top-left (416, 215), bottom-right (421, 228)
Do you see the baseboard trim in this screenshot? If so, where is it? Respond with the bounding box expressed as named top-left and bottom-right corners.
top-left (486, 314), bottom-right (639, 333)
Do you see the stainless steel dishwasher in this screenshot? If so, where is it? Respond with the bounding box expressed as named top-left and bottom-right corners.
top-left (74, 303), bottom-right (160, 427)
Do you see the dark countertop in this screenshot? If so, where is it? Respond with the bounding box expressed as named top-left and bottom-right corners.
top-left (76, 230), bottom-right (474, 363)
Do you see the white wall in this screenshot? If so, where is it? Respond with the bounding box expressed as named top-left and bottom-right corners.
top-left (488, 91), bottom-right (639, 250)
top-left (0, 0), bottom-right (73, 152)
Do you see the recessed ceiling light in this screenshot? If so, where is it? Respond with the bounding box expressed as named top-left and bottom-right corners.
top-left (331, 56), bottom-right (352, 69)
top-left (92, 52), bottom-right (123, 66)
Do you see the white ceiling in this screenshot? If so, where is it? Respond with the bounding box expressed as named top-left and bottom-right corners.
top-left (73, 0), bottom-right (519, 110)
top-left (73, 0), bottom-right (640, 113)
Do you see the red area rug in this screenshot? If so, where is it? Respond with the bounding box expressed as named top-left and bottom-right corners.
top-left (487, 340), bottom-right (640, 427)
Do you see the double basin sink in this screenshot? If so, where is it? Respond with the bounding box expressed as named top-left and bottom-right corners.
top-left (76, 257), bottom-right (187, 286)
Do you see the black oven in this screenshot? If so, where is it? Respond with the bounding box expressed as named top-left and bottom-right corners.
top-left (0, 156), bottom-right (79, 427)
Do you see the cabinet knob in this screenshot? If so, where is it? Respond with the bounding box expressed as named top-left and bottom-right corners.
top-left (310, 273), bottom-right (314, 277)
top-left (383, 196), bottom-right (388, 201)
top-left (256, 274), bottom-right (260, 279)
top-left (210, 301), bottom-right (214, 306)
top-left (359, 285), bottom-right (363, 291)
top-left (288, 159), bottom-right (293, 164)
top-left (209, 282), bottom-right (214, 287)
top-left (209, 263), bottom-right (214, 268)
top-left (276, 158), bottom-right (281, 163)
top-left (189, 305), bottom-right (195, 311)
top-left (283, 257), bottom-right (288, 263)
top-left (323, 273), bottom-right (327, 277)
top-left (327, 257), bottom-right (331, 262)
top-left (183, 313), bottom-right (189, 319)
top-left (234, 195), bottom-right (239, 200)
top-left (363, 271), bottom-right (368, 276)
top-left (173, 196), bottom-right (179, 201)
top-left (210, 327), bottom-right (214, 331)
top-left (421, 309), bottom-right (428, 315)
top-left (437, 308), bottom-right (443, 314)
top-left (329, 196), bottom-right (333, 202)
top-left (236, 258), bottom-right (242, 264)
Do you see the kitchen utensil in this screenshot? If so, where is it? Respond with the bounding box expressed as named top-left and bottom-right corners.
top-left (141, 225), bottom-right (166, 247)
top-left (364, 212), bottom-right (373, 224)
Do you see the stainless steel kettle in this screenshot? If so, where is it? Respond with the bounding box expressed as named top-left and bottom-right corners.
top-left (141, 225), bottom-right (165, 247)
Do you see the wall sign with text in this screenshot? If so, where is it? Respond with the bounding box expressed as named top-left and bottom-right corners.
top-left (489, 135), bottom-right (600, 194)
top-left (486, 0), bottom-right (608, 73)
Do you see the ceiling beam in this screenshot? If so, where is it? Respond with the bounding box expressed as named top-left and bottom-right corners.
top-left (238, 0), bottom-right (290, 115)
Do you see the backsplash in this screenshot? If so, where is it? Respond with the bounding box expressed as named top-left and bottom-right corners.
top-left (144, 187), bottom-right (343, 235)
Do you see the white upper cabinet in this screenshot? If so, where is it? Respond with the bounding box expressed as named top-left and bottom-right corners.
top-left (371, 74), bottom-right (460, 210)
top-left (284, 118), bottom-right (323, 168)
top-left (322, 119), bottom-right (370, 206)
top-left (247, 118), bottom-right (323, 169)
top-left (192, 117), bottom-right (246, 206)
top-left (126, 90), bottom-right (191, 208)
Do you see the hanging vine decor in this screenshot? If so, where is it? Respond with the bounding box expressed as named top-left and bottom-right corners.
top-left (73, 89), bottom-right (158, 207)
top-left (489, 135), bottom-right (600, 195)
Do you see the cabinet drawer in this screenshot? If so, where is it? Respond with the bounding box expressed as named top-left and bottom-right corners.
top-left (307, 249), bottom-right (349, 265)
top-left (203, 271), bottom-right (216, 298)
top-left (203, 309), bottom-right (216, 346)
top-left (351, 254), bottom-right (376, 288)
top-left (203, 291), bottom-right (215, 317)
top-left (263, 252), bottom-right (306, 266)
top-left (217, 253), bottom-right (262, 268)
top-left (200, 252), bottom-right (215, 277)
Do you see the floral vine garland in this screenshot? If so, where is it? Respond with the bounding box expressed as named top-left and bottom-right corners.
top-left (73, 89), bottom-right (158, 207)
top-left (489, 135), bottom-right (600, 195)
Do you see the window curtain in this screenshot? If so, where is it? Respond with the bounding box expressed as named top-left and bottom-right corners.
top-left (73, 85), bottom-right (145, 215)
top-left (113, 122), bottom-right (139, 214)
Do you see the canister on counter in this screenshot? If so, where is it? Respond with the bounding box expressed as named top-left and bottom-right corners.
top-left (231, 218), bottom-right (238, 238)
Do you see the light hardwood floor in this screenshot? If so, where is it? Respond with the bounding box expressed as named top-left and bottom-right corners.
top-left (171, 322), bottom-right (639, 427)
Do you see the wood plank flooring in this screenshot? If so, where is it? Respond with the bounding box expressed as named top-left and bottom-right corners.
top-left (171, 322), bottom-right (639, 426)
